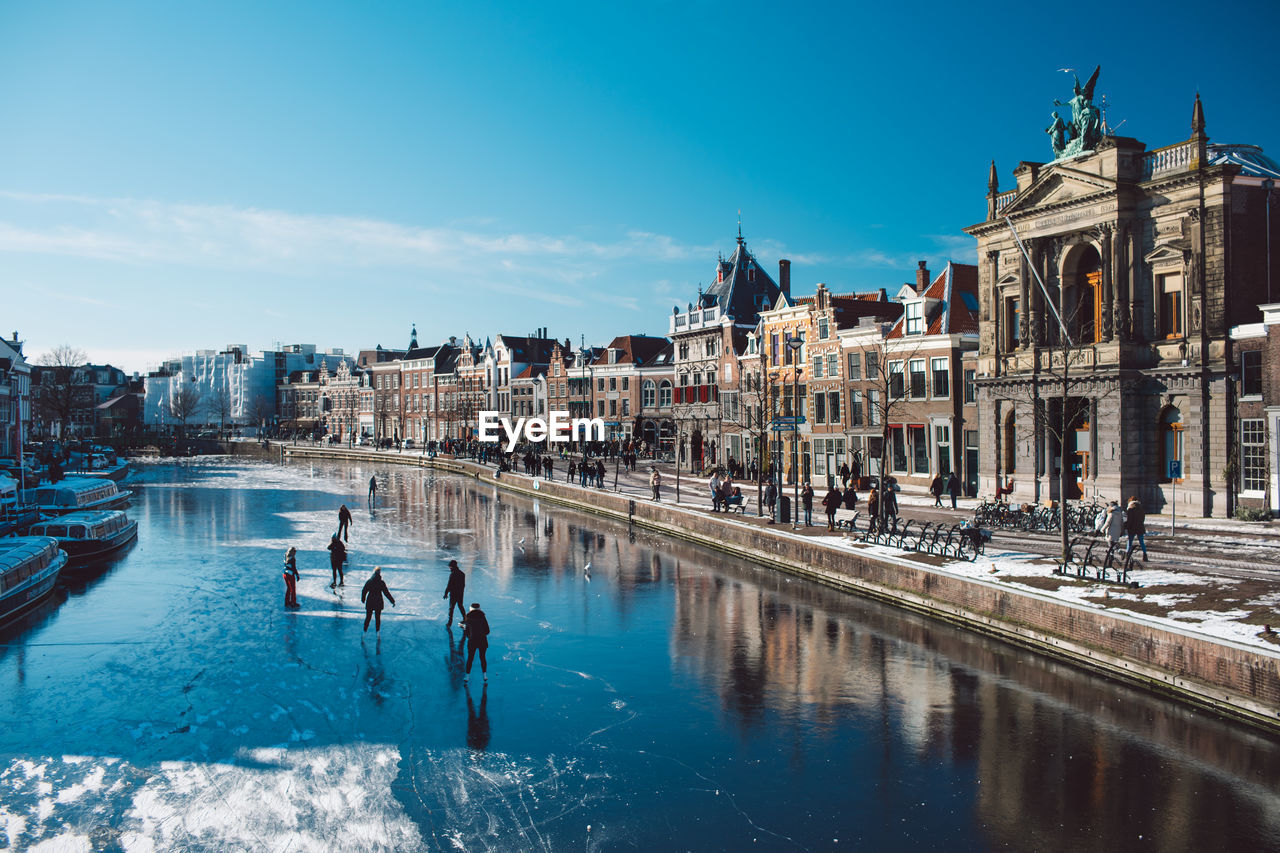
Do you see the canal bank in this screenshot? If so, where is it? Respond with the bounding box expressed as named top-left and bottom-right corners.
top-left (280, 444), bottom-right (1280, 735)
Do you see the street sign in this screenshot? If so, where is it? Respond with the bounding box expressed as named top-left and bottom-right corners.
top-left (771, 416), bottom-right (806, 427)
top-left (1168, 460), bottom-right (1182, 479)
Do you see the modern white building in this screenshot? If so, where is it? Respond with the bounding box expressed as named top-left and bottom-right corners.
top-left (144, 344), bottom-right (352, 431)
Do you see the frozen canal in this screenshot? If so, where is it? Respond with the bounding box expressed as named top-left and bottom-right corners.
top-left (3, 458), bottom-right (1280, 851)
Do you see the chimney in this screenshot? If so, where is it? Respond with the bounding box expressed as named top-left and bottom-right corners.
top-left (779, 259), bottom-right (791, 297)
top-left (916, 260), bottom-right (930, 293)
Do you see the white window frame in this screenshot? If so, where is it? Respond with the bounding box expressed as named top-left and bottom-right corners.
top-left (931, 357), bottom-right (950, 399)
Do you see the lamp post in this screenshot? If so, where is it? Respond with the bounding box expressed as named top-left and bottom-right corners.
top-left (786, 335), bottom-right (804, 528)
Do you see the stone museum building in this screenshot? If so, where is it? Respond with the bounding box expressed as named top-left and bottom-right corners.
top-left (966, 84), bottom-right (1280, 517)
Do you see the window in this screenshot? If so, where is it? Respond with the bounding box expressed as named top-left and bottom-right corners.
top-left (678, 342), bottom-right (689, 360)
top-left (931, 357), bottom-right (949, 398)
top-left (598, 377), bottom-right (605, 392)
top-left (908, 359), bottom-right (926, 399)
top-left (770, 334), bottom-right (779, 366)
top-left (597, 400), bottom-right (605, 417)
top-left (847, 352), bottom-right (861, 381)
top-left (1241, 350), bottom-right (1263, 397)
top-left (609, 399), bottom-right (617, 416)
top-left (935, 424), bottom-right (951, 475)
top-left (642, 380), bottom-right (656, 408)
top-left (865, 351), bottom-right (879, 379)
top-left (867, 390), bottom-right (881, 426)
top-left (910, 425), bottom-right (929, 473)
top-left (812, 355), bottom-right (824, 379)
top-left (1241, 419), bottom-right (1266, 493)
top-left (1005, 297), bottom-right (1021, 350)
top-left (1159, 274), bottom-right (1183, 339)
top-left (622, 377), bottom-right (629, 391)
top-left (905, 302), bottom-right (924, 335)
top-left (891, 427), bottom-right (907, 471)
top-left (818, 317), bottom-right (829, 339)
top-left (1004, 411), bottom-right (1017, 473)
top-left (889, 362), bottom-right (904, 399)
top-left (963, 369), bottom-right (977, 404)
top-left (825, 353), bottom-right (837, 377)
top-left (659, 380), bottom-right (672, 408)
top-left (850, 390), bottom-right (864, 426)
top-left (827, 391), bottom-right (840, 424)
top-left (814, 392), bottom-right (826, 423)
top-left (707, 339), bottom-right (718, 357)
top-left (609, 377), bottom-right (617, 391)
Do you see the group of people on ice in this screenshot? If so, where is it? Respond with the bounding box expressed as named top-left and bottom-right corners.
top-left (280, 498), bottom-right (492, 680)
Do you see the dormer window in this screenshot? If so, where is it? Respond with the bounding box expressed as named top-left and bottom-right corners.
top-left (905, 302), bottom-right (924, 335)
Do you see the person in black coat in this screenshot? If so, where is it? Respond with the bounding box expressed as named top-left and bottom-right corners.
top-left (361, 567), bottom-right (396, 633)
top-left (1125, 497), bottom-right (1148, 561)
top-left (947, 472), bottom-right (962, 509)
top-left (842, 485), bottom-right (859, 511)
top-left (337, 504), bottom-right (353, 541)
top-left (327, 534), bottom-right (347, 588)
top-left (443, 559), bottom-right (466, 626)
top-left (463, 603), bottom-right (491, 681)
top-left (821, 485), bottom-right (842, 531)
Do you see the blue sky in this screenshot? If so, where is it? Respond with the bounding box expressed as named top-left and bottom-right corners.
top-left (3, 0), bottom-right (1278, 373)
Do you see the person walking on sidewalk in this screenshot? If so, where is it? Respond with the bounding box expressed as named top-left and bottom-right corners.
top-left (930, 474), bottom-right (945, 507)
top-left (650, 467), bottom-right (662, 501)
top-left (463, 603), bottom-right (491, 682)
top-left (327, 533), bottom-right (347, 588)
top-left (764, 479), bottom-right (777, 521)
top-left (444, 559), bottom-right (467, 626)
top-left (1125, 496), bottom-right (1148, 561)
top-left (337, 504), bottom-right (353, 542)
top-left (282, 546), bottom-right (300, 608)
top-left (361, 567), bottom-right (396, 633)
top-left (822, 484), bottom-right (842, 531)
top-left (867, 488), bottom-right (880, 535)
top-left (947, 472), bottom-right (961, 510)
top-left (801, 482), bottom-right (814, 526)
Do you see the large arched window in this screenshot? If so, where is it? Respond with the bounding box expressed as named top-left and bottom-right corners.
top-left (658, 380), bottom-right (673, 408)
top-left (1003, 411), bottom-right (1017, 474)
top-left (642, 380), bottom-right (656, 409)
top-left (1161, 407), bottom-right (1184, 482)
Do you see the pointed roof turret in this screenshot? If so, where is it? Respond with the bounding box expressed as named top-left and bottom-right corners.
top-left (988, 160), bottom-right (999, 194)
top-left (408, 324), bottom-right (419, 349)
top-left (1191, 92), bottom-right (1206, 137)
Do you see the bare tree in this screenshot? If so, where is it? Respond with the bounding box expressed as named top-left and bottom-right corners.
top-left (722, 362), bottom-right (781, 515)
top-left (249, 395), bottom-right (275, 435)
top-left (209, 383), bottom-right (233, 436)
top-left (165, 382), bottom-right (204, 436)
top-left (32, 345), bottom-right (87, 438)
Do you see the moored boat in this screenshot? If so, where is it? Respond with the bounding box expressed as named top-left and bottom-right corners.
top-left (0, 474), bottom-right (41, 536)
top-left (27, 510), bottom-right (138, 564)
top-left (21, 477), bottom-right (133, 515)
top-left (0, 537), bottom-right (67, 625)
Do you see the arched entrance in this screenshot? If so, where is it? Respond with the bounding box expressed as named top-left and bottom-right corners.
top-left (1061, 243), bottom-right (1103, 344)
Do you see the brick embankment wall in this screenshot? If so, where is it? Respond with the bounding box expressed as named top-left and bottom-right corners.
top-left (282, 445), bottom-right (1280, 734)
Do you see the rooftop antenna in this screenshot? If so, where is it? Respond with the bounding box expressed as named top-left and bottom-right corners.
top-left (737, 209), bottom-right (742, 242)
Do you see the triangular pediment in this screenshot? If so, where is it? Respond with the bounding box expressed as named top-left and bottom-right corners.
top-left (997, 272), bottom-right (1020, 287)
top-left (1144, 243), bottom-right (1189, 266)
top-left (1002, 166), bottom-right (1117, 216)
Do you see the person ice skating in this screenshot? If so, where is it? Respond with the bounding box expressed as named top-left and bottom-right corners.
top-left (462, 603), bottom-right (490, 681)
top-left (361, 566), bottom-right (396, 633)
top-left (338, 504), bottom-right (353, 541)
top-left (282, 546), bottom-right (299, 608)
top-left (327, 533), bottom-right (347, 588)
top-left (368, 475), bottom-right (377, 502)
top-left (443, 559), bottom-right (466, 626)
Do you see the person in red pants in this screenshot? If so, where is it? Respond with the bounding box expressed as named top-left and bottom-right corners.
top-left (282, 547), bottom-right (299, 608)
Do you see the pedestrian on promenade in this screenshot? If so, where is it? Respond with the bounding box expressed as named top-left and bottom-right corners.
top-left (882, 483), bottom-right (899, 520)
top-left (1104, 500), bottom-right (1125, 558)
top-left (822, 484), bottom-right (842, 531)
top-left (463, 602), bottom-right (490, 681)
top-left (650, 467), bottom-right (662, 501)
top-left (568, 459), bottom-right (577, 484)
top-left (1125, 496), bottom-right (1148, 562)
top-left (327, 533), bottom-right (347, 588)
top-left (801, 482), bottom-right (814, 526)
top-left (867, 488), bottom-right (880, 535)
top-left (842, 483), bottom-right (859, 511)
top-left (947, 472), bottom-right (962, 510)
top-left (282, 546), bottom-right (300, 608)
top-left (368, 475), bottom-right (377, 502)
top-left (764, 479), bottom-right (777, 521)
top-left (596, 460), bottom-right (606, 489)
top-left (361, 566), bottom-right (396, 633)
top-left (839, 462), bottom-right (850, 489)
top-left (545, 457), bottom-right (554, 481)
top-left (930, 474), bottom-right (945, 507)
top-left (709, 470), bottom-right (723, 511)
top-left (338, 504), bottom-right (353, 542)
top-left (444, 559), bottom-right (467, 627)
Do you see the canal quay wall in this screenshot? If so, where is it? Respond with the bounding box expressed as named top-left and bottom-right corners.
top-left (282, 445), bottom-right (1280, 735)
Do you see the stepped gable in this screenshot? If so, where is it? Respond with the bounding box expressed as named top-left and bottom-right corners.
top-left (697, 233), bottom-right (782, 327)
top-left (886, 262), bottom-right (979, 339)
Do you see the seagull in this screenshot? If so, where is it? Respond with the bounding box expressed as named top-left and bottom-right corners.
top-left (1057, 67), bottom-right (1075, 73)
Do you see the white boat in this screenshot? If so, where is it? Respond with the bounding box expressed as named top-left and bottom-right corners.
top-left (0, 474), bottom-right (41, 536)
top-left (28, 510), bottom-right (138, 565)
top-left (22, 477), bottom-right (133, 515)
top-left (0, 537), bottom-right (66, 625)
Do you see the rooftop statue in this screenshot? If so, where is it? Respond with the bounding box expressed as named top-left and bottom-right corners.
top-left (1048, 65), bottom-right (1102, 159)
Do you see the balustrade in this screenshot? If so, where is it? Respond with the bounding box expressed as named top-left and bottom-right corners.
top-left (1141, 141), bottom-right (1195, 180)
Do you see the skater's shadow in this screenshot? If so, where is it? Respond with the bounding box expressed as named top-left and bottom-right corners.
top-left (466, 684), bottom-right (490, 752)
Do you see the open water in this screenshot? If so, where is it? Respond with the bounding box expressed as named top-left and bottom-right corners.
top-left (1, 458), bottom-right (1278, 851)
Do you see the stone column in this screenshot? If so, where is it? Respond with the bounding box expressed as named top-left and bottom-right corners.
top-left (1112, 223), bottom-right (1127, 342)
top-left (1020, 243), bottom-right (1032, 348)
top-left (1126, 226), bottom-right (1140, 342)
top-left (988, 250), bottom-right (1001, 356)
top-left (1099, 224), bottom-right (1114, 341)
